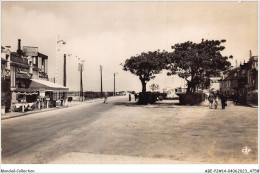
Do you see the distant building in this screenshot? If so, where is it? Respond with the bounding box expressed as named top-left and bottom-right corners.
top-left (175, 87), bottom-right (187, 95)
top-left (163, 87), bottom-right (178, 98)
top-left (209, 77), bottom-right (222, 92)
top-left (220, 55), bottom-right (258, 104)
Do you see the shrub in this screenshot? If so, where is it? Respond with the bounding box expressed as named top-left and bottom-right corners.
top-left (138, 92), bottom-right (162, 105)
top-left (178, 92), bottom-right (205, 105)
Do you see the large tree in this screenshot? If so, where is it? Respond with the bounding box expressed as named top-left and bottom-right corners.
top-left (166, 39), bottom-right (232, 93)
top-left (122, 50), bottom-right (167, 93)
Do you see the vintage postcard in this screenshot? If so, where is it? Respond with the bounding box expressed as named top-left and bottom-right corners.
top-left (1, 1), bottom-right (258, 173)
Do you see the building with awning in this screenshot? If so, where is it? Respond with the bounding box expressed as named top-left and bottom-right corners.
top-left (28, 79), bottom-right (69, 108)
top-left (5, 39), bottom-right (70, 112)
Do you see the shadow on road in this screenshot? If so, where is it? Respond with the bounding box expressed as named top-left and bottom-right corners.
top-left (114, 101), bottom-right (178, 108)
top-left (114, 102), bottom-right (139, 107)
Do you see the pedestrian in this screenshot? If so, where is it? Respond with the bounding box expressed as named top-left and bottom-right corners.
top-left (134, 93), bottom-right (138, 101)
top-left (235, 92), bottom-right (239, 105)
top-left (220, 93), bottom-right (227, 109)
top-left (213, 97), bottom-right (218, 109)
top-left (104, 92), bottom-right (108, 104)
top-left (129, 93), bottom-right (131, 101)
top-left (208, 92), bottom-right (215, 109)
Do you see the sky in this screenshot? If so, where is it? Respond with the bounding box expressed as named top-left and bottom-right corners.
top-left (1, 1), bottom-right (258, 92)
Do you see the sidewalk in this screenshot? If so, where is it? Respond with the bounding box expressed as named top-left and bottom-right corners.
top-left (1, 97), bottom-right (112, 120)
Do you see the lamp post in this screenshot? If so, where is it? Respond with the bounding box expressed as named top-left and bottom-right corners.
top-left (55, 35), bottom-right (66, 84)
top-left (56, 35), bottom-right (66, 107)
top-left (114, 73), bottom-right (118, 96)
top-left (78, 57), bottom-right (85, 102)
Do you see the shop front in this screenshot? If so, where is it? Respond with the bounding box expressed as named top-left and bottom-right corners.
top-left (29, 79), bottom-right (69, 108)
top-left (11, 88), bottom-right (38, 112)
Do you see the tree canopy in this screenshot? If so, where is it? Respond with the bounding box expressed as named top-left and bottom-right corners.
top-left (166, 39), bottom-right (231, 93)
top-left (122, 50), bottom-right (167, 93)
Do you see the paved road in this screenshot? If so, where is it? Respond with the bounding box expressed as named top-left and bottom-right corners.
top-left (1, 97), bottom-right (125, 163)
top-left (1, 97), bottom-right (258, 164)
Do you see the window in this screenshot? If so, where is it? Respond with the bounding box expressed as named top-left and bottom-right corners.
top-left (6, 54), bottom-right (10, 70)
top-left (42, 59), bottom-right (45, 72)
top-left (38, 57), bottom-right (42, 69)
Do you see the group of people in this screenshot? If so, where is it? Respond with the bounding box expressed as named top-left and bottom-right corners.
top-left (208, 92), bottom-right (227, 109)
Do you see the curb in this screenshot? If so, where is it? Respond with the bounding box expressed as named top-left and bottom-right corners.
top-left (1, 108), bottom-right (60, 120)
top-left (1, 98), bottom-right (106, 120)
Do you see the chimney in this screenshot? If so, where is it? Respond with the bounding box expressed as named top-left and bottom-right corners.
top-left (17, 39), bottom-right (23, 55)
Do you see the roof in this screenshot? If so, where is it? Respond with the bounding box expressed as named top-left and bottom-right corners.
top-left (30, 79), bottom-right (69, 91)
top-left (1, 57), bottom-right (8, 64)
top-left (1, 46), bottom-right (11, 53)
top-left (38, 52), bottom-right (48, 59)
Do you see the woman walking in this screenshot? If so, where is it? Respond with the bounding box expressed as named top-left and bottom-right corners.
top-left (208, 92), bottom-right (215, 109)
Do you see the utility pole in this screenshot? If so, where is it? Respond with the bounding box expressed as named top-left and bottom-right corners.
top-left (64, 54), bottom-right (66, 87)
top-left (63, 54), bottom-right (67, 106)
top-left (100, 65), bottom-right (103, 98)
top-left (78, 59), bottom-right (85, 102)
top-left (114, 72), bottom-right (118, 96)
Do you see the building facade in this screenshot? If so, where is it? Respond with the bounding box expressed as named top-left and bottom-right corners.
top-left (1, 39), bottom-right (69, 113)
top-left (1, 46), bottom-right (12, 113)
top-left (220, 55), bottom-right (258, 104)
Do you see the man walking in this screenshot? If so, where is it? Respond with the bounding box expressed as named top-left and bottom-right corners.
top-left (220, 93), bottom-right (227, 109)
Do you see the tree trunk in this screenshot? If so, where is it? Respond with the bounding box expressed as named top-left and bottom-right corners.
top-left (141, 79), bottom-right (146, 93)
top-left (186, 80), bottom-right (192, 94)
top-left (186, 75), bottom-right (196, 94)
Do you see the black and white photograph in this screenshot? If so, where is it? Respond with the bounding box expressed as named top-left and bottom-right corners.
top-left (1, 1), bottom-right (258, 173)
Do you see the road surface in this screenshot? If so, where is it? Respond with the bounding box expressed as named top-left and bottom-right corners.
top-left (1, 97), bottom-right (258, 164)
top-left (2, 97), bottom-right (123, 163)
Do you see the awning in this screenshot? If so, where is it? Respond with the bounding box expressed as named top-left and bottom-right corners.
top-left (29, 79), bottom-right (69, 91)
top-left (12, 88), bottom-right (38, 93)
top-left (11, 88), bottom-right (38, 95)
